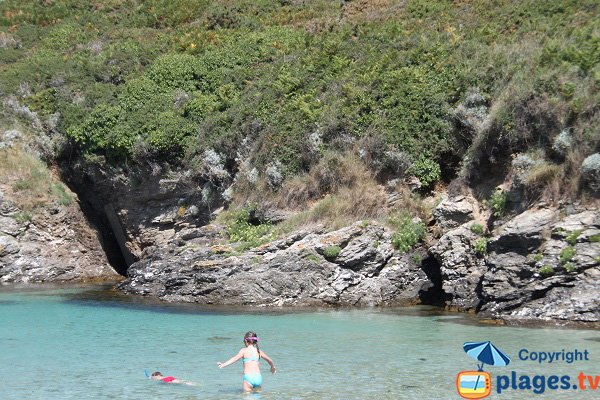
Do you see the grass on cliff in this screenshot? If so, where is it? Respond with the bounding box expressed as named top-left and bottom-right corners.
top-left (221, 151), bottom-right (429, 248)
top-left (0, 147), bottom-right (73, 212)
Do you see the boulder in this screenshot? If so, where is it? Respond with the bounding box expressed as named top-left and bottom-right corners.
top-left (489, 208), bottom-right (556, 254)
top-left (433, 195), bottom-right (476, 229)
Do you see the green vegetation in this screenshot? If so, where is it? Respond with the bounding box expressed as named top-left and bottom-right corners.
top-left (563, 262), bottom-right (575, 273)
top-left (323, 245), bottom-right (342, 260)
top-left (411, 253), bottom-right (422, 265)
top-left (470, 223), bottom-right (484, 235)
top-left (473, 238), bottom-right (488, 256)
top-left (588, 235), bottom-right (600, 243)
top-left (388, 212), bottom-right (426, 253)
top-left (1, 0), bottom-right (597, 203)
top-left (51, 183), bottom-right (73, 206)
top-left (539, 265), bottom-right (555, 277)
top-left (220, 206), bottom-right (272, 250)
top-left (0, 147), bottom-right (74, 211)
top-left (487, 191), bottom-right (508, 218)
top-left (533, 252), bottom-right (544, 262)
top-left (305, 254), bottom-right (321, 264)
top-left (559, 246), bottom-right (576, 264)
top-left (409, 158), bottom-right (441, 190)
top-left (565, 230), bottom-right (583, 246)
top-left (13, 212), bottom-right (32, 224)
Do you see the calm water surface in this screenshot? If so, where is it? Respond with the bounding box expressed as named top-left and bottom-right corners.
top-left (0, 285), bottom-right (598, 399)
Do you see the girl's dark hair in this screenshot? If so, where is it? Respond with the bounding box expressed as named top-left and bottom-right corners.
top-left (244, 331), bottom-right (260, 360)
top-left (151, 371), bottom-right (162, 377)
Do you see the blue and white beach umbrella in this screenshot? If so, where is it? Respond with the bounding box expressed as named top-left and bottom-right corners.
top-left (463, 341), bottom-right (511, 370)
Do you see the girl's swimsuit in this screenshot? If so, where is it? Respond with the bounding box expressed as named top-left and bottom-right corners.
top-left (161, 376), bottom-right (176, 383)
top-left (243, 373), bottom-right (263, 388)
top-left (242, 357), bottom-right (262, 388)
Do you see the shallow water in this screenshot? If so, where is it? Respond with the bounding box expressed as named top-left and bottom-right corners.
top-left (0, 285), bottom-right (598, 399)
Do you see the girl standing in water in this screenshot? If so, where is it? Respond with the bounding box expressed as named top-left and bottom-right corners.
top-left (218, 331), bottom-right (277, 392)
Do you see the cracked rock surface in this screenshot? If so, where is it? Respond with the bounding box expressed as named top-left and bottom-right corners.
top-left (0, 188), bottom-right (119, 283)
top-left (430, 199), bottom-right (600, 323)
top-left (119, 222), bottom-right (431, 306)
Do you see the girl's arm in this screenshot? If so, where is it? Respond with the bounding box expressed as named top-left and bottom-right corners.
top-left (259, 350), bottom-right (277, 374)
top-left (218, 349), bottom-right (244, 368)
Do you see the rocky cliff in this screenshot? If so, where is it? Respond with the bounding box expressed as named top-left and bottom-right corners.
top-left (114, 181), bottom-right (598, 324)
top-left (0, 186), bottom-right (119, 283)
top-left (431, 197), bottom-right (599, 323)
top-left (3, 151), bottom-right (598, 324)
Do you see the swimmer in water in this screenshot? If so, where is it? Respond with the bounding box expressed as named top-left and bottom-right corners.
top-left (149, 371), bottom-right (196, 386)
top-left (218, 331), bottom-right (277, 392)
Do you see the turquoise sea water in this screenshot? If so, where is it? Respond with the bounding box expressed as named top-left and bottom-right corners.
top-left (0, 285), bottom-right (598, 400)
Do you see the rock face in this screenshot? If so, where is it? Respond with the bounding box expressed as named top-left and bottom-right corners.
top-left (0, 189), bottom-right (119, 283)
top-left (432, 195), bottom-right (478, 229)
top-left (118, 189), bottom-right (599, 324)
top-left (430, 225), bottom-right (485, 310)
top-left (63, 162), bottom-right (214, 268)
top-left (480, 209), bottom-right (600, 322)
top-left (11, 153), bottom-right (595, 325)
top-left (120, 222), bottom-right (432, 306)
top-left (430, 198), bottom-right (600, 323)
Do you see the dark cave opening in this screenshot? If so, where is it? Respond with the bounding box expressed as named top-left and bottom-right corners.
top-left (61, 173), bottom-right (132, 276)
top-left (418, 254), bottom-right (446, 306)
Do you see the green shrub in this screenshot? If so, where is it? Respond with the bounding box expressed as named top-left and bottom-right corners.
top-left (143, 110), bottom-right (197, 153)
top-left (183, 94), bottom-right (219, 123)
top-left (539, 265), bottom-right (554, 277)
top-left (533, 252), bottom-right (543, 262)
top-left (487, 191), bottom-right (507, 218)
top-left (388, 213), bottom-right (426, 253)
top-left (565, 230), bottom-right (583, 246)
top-left (14, 212), bottom-right (32, 224)
top-left (588, 234), bottom-right (600, 243)
top-left (51, 183), bottom-right (73, 206)
top-left (146, 53), bottom-right (200, 92)
top-left (411, 253), bottom-right (422, 265)
top-left (118, 77), bottom-right (162, 113)
top-left (409, 157), bottom-right (441, 190)
top-left (563, 262), bottom-right (575, 273)
top-left (473, 238), bottom-right (488, 256)
top-left (67, 104), bottom-right (128, 155)
top-left (224, 207), bottom-right (272, 250)
top-left (22, 88), bottom-right (58, 115)
top-left (559, 246), bottom-right (575, 264)
top-left (323, 245), bottom-right (342, 259)
top-left (470, 223), bottom-right (484, 235)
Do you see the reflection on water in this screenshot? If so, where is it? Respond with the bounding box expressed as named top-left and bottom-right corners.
top-left (0, 284), bottom-right (598, 400)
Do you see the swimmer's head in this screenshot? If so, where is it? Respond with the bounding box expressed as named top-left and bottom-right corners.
top-left (151, 371), bottom-right (163, 378)
top-left (244, 331), bottom-right (259, 345)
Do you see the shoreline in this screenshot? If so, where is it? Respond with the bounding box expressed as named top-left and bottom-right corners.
top-left (2, 281), bottom-right (598, 330)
